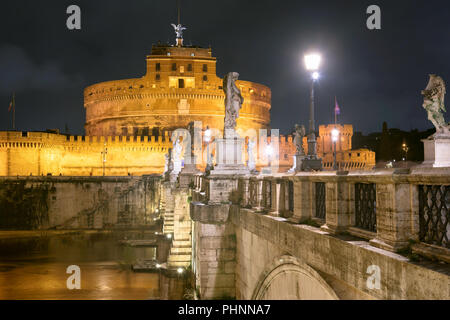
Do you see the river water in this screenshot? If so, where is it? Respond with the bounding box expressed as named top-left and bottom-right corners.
top-left (0, 231), bottom-right (160, 300)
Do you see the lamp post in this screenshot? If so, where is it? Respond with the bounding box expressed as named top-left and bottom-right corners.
top-left (331, 128), bottom-right (340, 171)
top-left (265, 144), bottom-right (274, 167)
top-left (304, 54), bottom-right (321, 158)
top-left (263, 143), bottom-right (274, 174)
top-left (402, 142), bottom-right (409, 168)
top-left (302, 53), bottom-right (323, 171)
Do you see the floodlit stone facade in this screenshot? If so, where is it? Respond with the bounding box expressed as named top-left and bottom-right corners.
top-left (277, 124), bottom-right (376, 172)
top-left (84, 44), bottom-right (271, 137)
top-left (0, 40), bottom-right (374, 176)
top-left (0, 131), bottom-right (171, 176)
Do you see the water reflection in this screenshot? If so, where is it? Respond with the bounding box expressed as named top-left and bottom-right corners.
top-left (0, 232), bottom-right (160, 300)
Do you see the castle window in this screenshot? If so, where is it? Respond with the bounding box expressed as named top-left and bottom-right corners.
top-left (167, 52), bottom-right (171, 56)
top-left (180, 66), bottom-right (184, 73)
top-left (357, 153), bottom-right (361, 157)
top-left (187, 64), bottom-right (192, 72)
top-left (178, 78), bottom-right (185, 88)
top-left (191, 53), bottom-right (195, 57)
top-left (203, 75), bottom-right (208, 81)
top-left (203, 64), bottom-right (208, 72)
top-left (156, 74), bottom-right (160, 81)
top-left (172, 63), bottom-right (177, 71)
top-left (156, 63), bottom-right (161, 71)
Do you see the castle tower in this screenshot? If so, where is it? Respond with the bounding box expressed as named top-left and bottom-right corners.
top-left (84, 27), bottom-right (271, 137)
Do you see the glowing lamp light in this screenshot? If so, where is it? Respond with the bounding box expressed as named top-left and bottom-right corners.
top-left (331, 128), bottom-right (340, 142)
top-left (204, 127), bottom-right (211, 143)
top-left (312, 72), bottom-right (320, 80)
top-left (166, 233), bottom-right (172, 239)
top-left (265, 145), bottom-right (274, 157)
top-left (177, 268), bottom-right (184, 274)
top-left (156, 264), bottom-right (161, 269)
top-left (304, 53), bottom-right (322, 71)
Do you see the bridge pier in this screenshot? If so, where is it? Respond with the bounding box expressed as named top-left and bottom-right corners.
top-left (188, 170), bottom-right (449, 300)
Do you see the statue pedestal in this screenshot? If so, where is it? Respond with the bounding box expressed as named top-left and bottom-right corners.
top-left (302, 156), bottom-right (323, 172)
top-left (288, 154), bottom-right (307, 173)
top-left (179, 157), bottom-right (200, 188)
top-left (422, 135), bottom-right (450, 168)
top-left (211, 137), bottom-right (249, 175)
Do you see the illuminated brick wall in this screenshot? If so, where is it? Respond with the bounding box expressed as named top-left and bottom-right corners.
top-left (84, 44), bottom-right (271, 137)
top-left (0, 131), bottom-right (171, 176)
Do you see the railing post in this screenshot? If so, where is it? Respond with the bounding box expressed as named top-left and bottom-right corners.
top-left (277, 178), bottom-right (286, 216)
top-left (289, 177), bottom-right (313, 223)
top-left (370, 179), bottom-right (418, 252)
top-left (257, 179), bottom-right (264, 209)
top-left (321, 176), bottom-right (353, 234)
top-left (240, 177), bottom-right (250, 208)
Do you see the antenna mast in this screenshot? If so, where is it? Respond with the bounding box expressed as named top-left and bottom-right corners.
top-left (177, 0), bottom-right (181, 25)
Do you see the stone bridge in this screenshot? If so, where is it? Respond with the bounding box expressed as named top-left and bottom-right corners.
top-left (185, 169), bottom-right (450, 300)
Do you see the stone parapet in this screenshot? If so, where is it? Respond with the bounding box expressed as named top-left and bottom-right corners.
top-left (235, 170), bottom-right (450, 258)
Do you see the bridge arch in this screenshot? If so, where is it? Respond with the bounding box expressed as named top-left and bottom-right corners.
top-left (251, 255), bottom-right (339, 300)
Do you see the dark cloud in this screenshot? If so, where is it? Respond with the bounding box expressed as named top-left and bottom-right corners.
top-left (0, 44), bottom-right (84, 94)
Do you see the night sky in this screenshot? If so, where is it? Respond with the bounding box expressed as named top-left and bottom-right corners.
top-left (1, 0), bottom-right (449, 135)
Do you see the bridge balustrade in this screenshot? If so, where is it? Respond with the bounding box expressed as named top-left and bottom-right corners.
top-left (248, 178), bottom-right (259, 208)
top-left (418, 185), bottom-right (449, 249)
top-left (315, 182), bottom-right (326, 220)
top-left (230, 172), bottom-right (449, 261)
top-left (263, 179), bottom-right (272, 210)
top-left (354, 183), bottom-right (377, 232)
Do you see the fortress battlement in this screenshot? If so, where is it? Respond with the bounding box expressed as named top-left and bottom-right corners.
top-left (0, 131), bottom-right (171, 176)
top-left (0, 131), bottom-right (171, 148)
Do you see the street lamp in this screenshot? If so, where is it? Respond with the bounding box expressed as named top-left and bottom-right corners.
top-left (265, 144), bottom-right (274, 167)
top-left (304, 53), bottom-right (322, 170)
top-left (204, 126), bottom-right (212, 172)
top-left (331, 128), bottom-right (340, 171)
top-left (402, 143), bottom-right (409, 167)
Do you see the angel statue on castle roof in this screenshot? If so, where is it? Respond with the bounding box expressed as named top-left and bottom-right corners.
top-left (171, 23), bottom-right (186, 39)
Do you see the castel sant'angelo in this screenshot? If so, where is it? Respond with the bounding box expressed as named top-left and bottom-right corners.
top-left (0, 25), bottom-right (374, 176)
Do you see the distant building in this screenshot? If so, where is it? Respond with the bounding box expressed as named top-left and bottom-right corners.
top-left (317, 124), bottom-right (375, 170)
top-left (0, 26), bottom-right (375, 176)
top-left (278, 124), bottom-right (376, 172)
